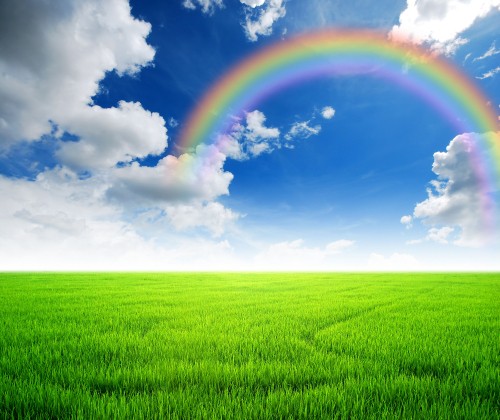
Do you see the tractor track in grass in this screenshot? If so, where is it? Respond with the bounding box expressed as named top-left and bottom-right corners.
top-left (299, 301), bottom-right (395, 348)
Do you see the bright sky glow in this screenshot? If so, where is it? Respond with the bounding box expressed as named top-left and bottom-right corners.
top-left (0, 0), bottom-right (499, 270)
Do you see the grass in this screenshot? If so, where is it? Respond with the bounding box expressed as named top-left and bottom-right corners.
top-left (0, 272), bottom-right (499, 419)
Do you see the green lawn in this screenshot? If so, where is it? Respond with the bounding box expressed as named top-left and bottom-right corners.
top-left (0, 273), bottom-right (499, 419)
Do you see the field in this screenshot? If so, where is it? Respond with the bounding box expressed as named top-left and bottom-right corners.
top-left (0, 273), bottom-right (499, 419)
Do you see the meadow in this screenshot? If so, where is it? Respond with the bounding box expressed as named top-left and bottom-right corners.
top-left (0, 272), bottom-right (498, 419)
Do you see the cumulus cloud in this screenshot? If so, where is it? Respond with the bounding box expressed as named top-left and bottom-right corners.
top-left (219, 110), bottom-right (280, 160)
top-left (0, 0), bottom-right (244, 269)
top-left (410, 133), bottom-right (496, 246)
top-left (108, 144), bottom-right (234, 204)
top-left (0, 169), bottom-right (237, 270)
top-left (400, 215), bottom-right (413, 228)
top-left (390, 0), bottom-right (500, 54)
top-left (321, 106), bottom-right (336, 120)
top-left (57, 101), bottom-right (167, 171)
top-left (182, 0), bottom-right (224, 14)
top-left (0, 166), bottom-right (239, 270)
top-left (0, 158), bottom-right (238, 271)
top-left (426, 226), bottom-right (455, 244)
top-left (246, 110), bottom-right (280, 140)
top-left (242, 0), bottom-right (286, 42)
top-left (285, 121), bottom-right (321, 142)
top-left (240, 0), bottom-right (266, 7)
top-left (220, 110), bottom-right (324, 159)
top-left (0, 0), bottom-right (157, 149)
top-left (407, 226), bottom-right (456, 245)
top-left (181, 0), bottom-right (285, 41)
top-left (165, 202), bottom-right (239, 237)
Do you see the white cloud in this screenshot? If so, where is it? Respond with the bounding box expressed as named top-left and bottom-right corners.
top-left (240, 0), bottom-right (266, 7)
top-left (57, 101), bottom-right (167, 171)
top-left (108, 144), bottom-right (234, 204)
top-left (243, 0), bottom-right (286, 42)
top-left (220, 110), bottom-right (280, 160)
top-left (181, 0), bottom-right (284, 41)
top-left (106, 143), bottom-right (238, 236)
top-left (182, 0), bottom-right (224, 14)
top-left (165, 202), bottom-right (239, 237)
top-left (321, 106), bottom-right (336, 120)
top-left (411, 133), bottom-right (496, 246)
top-left (476, 66), bottom-right (500, 80)
top-left (0, 0), bottom-right (156, 148)
top-left (0, 163), bottom-right (240, 269)
top-left (285, 121), bottom-right (321, 141)
top-left (473, 41), bottom-right (500, 61)
top-left (400, 215), bottom-right (413, 228)
top-left (248, 142), bottom-right (271, 156)
top-left (325, 239), bottom-right (355, 254)
top-left (168, 117), bottom-right (179, 128)
top-left (406, 226), bottom-right (455, 245)
top-left (426, 226), bottom-right (455, 244)
top-left (390, 0), bottom-right (500, 54)
top-left (255, 239), bottom-right (325, 269)
top-left (221, 110), bottom-right (324, 160)
top-left (254, 238), bottom-right (354, 270)
top-left (367, 252), bottom-right (419, 270)
top-left (246, 110), bottom-right (280, 140)
top-left (0, 0), bottom-right (243, 267)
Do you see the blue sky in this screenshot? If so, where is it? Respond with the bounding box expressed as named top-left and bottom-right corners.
top-left (0, 0), bottom-right (499, 270)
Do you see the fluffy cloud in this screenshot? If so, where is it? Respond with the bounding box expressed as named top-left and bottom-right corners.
top-left (57, 101), bottom-right (167, 171)
top-left (220, 110), bottom-right (324, 159)
top-left (243, 0), bottom-right (286, 42)
top-left (0, 0), bottom-right (244, 269)
top-left (391, 0), bottom-right (500, 54)
top-left (426, 226), bottom-right (455, 244)
top-left (246, 110), bottom-right (280, 140)
top-left (0, 0), bottom-right (156, 149)
top-left (108, 144), bottom-right (233, 204)
top-left (220, 110), bottom-right (280, 160)
top-left (180, 0), bottom-right (287, 42)
top-left (240, 0), bottom-right (266, 7)
top-left (165, 202), bottom-right (239, 237)
top-left (410, 133), bottom-right (496, 246)
top-left (321, 106), bottom-right (336, 120)
top-left (400, 215), bottom-right (413, 228)
top-left (285, 121), bottom-right (321, 142)
top-left (0, 166), bottom-right (240, 270)
top-left (182, 0), bottom-right (224, 14)
top-left (0, 160), bottom-right (239, 270)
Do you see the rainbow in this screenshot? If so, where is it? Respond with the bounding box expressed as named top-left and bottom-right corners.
top-left (179, 29), bottom-right (499, 231)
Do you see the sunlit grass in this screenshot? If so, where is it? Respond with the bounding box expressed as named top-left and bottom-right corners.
top-left (0, 272), bottom-right (498, 418)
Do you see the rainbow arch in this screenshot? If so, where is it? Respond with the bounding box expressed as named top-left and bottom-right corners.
top-left (179, 29), bottom-right (499, 230)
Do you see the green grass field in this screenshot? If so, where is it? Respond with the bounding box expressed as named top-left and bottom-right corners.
top-left (0, 273), bottom-right (499, 419)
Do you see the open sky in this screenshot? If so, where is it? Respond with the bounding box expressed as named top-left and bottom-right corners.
top-left (0, 0), bottom-right (499, 270)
